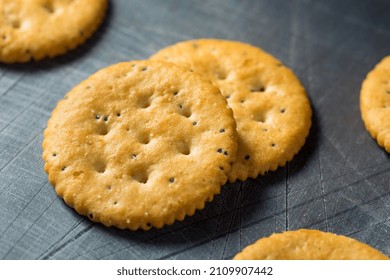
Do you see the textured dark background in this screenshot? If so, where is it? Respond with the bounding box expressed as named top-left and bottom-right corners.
top-left (0, 0), bottom-right (389, 260)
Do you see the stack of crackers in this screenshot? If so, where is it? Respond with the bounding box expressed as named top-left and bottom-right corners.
top-left (2, 0), bottom-right (388, 260)
top-left (42, 39), bottom-right (312, 231)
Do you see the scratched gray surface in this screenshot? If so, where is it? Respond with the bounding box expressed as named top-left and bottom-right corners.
top-left (0, 0), bottom-right (389, 260)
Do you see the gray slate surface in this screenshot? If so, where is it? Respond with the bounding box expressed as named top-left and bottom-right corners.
top-left (0, 0), bottom-right (389, 260)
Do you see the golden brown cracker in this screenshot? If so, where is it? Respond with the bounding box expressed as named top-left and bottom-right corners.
top-left (234, 229), bottom-right (389, 260)
top-left (42, 60), bottom-right (237, 230)
top-left (151, 39), bottom-right (312, 182)
top-left (360, 56), bottom-right (390, 152)
top-left (0, 0), bottom-right (108, 63)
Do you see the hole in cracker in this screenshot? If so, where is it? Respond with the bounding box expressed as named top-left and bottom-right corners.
top-left (219, 128), bottom-right (225, 133)
top-left (137, 95), bottom-right (151, 109)
top-left (42, 2), bottom-right (55, 13)
top-left (132, 169), bottom-right (148, 184)
top-left (169, 177), bottom-right (175, 183)
top-left (178, 105), bottom-right (191, 118)
top-left (117, 112), bottom-right (121, 117)
top-left (280, 108), bottom-right (286, 113)
top-left (95, 114), bottom-right (101, 120)
top-left (192, 121), bottom-right (197, 126)
top-left (113, 201), bottom-right (118, 205)
top-left (177, 142), bottom-right (190, 155)
top-left (271, 143), bottom-right (276, 147)
top-left (89, 213), bottom-right (94, 219)
top-left (61, 166), bottom-right (67, 171)
top-left (141, 67), bottom-right (148, 71)
top-left (94, 160), bottom-right (106, 173)
top-left (11, 20), bottom-right (21, 29)
top-left (263, 128), bottom-right (268, 132)
top-left (215, 70), bottom-right (227, 80)
top-left (131, 154), bottom-right (137, 159)
top-left (97, 125), bottom-right (108, 136)
top-left (251, 86), bottom-right (265, 93)
top-left (52, 153), bottom-right (57, 157)
top-left (72, 171), bottom-right (83, 178)
top-left (254, 112), bottom-right (266, 122)
top-left (244, 155), bottom-right (250, 160)
top-left (146, 222), bottom-right (152, 228)
top-left (107, 186), bottom-right (112, 190)
top-left (138, 133), bottom-right (151, 145)
top-left (219, 73), bottom-right (227, 80)
top-left (173, 91), bottom-right (179, 96)
top-left (225, 95), bottom-right (230, 99)
top-left (240, 100), bottom-right (245, 103)
top-left (217, 148), bottom-right (223, 153)
top-left (219, 166), bottom-right (224, 170)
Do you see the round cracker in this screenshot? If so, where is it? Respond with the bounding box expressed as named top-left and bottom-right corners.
top-left (151, 39), bottom-right (312, 182)
top-left (360, 56), bottom-right (390, 153)
top-left (43, 60), bottom-right (237, 230)
top-left (234, 229), bottom-right (389, 260)
top-left (0, 0), bottom-right (107, 63)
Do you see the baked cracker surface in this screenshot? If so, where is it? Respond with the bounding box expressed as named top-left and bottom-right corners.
top-left (0, 0), bottom-right (107, 63)
top-left (42, 60), bottom-right (237, 230)
top-left (233, 229), bottom-right (389, 260)
top-left (151, 39), bottom-right (312, 182)
top-left (360, 56), bottom-right (390, 153)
